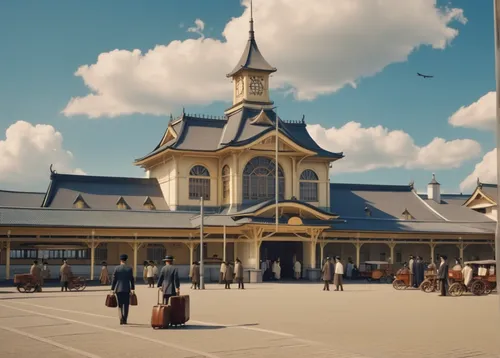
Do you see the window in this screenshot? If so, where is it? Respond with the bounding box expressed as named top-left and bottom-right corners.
top-left (146, 244), bottom-right (166, 262)
top-left (299, 169), bottom-right (319, 202)
top-left (116, 197), bottom-right (130, 210)
top-left (380, 252), bottom-right (386, 261)
top-left (95, 243), bottom-right (108, 262)
top-left (242, 157), bottom-right (284, 201)
top-left (143, 197), bottom-right (156, 210)
top-left (222, 165), bottom-right (230, 202)
top-left (189, 165), bottom-right (211, 200)
top-left (10, 249), bottom-right (88, 260)
top-left (396, 252), bottom-right (402, 263)
top-left (473, 208), bottom-right (487, 214)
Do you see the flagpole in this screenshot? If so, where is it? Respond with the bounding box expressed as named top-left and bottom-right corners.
top-left (493, 0), bottom-right (500, 308)
top-left (275, 107), bottom-right (279, 232)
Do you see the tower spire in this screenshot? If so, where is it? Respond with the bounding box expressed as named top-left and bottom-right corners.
top-left (249, 0), bottom-right (255, 40)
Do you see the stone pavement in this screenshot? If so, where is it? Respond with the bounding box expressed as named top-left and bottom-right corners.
top-left (0, 282), bottom-right (499, 358)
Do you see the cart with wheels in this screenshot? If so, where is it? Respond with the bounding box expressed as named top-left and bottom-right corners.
top-left (13, 274), bottom-right (38, 293)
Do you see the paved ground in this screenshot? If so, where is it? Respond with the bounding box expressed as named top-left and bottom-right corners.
top-left (0, 282), bottom-right (499, 358)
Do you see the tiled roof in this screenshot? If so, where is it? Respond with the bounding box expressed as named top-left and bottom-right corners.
top-left (0, 190), bottom-right (44, 208)
top-left (42, 174), bottom-right (169, 211)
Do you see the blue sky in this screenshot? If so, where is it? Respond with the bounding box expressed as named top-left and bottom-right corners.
top-left (0, 0), bottom-right (496, 193)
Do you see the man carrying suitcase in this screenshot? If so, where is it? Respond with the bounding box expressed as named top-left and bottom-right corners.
top-left (110, 254), bottom-right (135, 325)
top-left (157, 255), bottom-right (180, 304)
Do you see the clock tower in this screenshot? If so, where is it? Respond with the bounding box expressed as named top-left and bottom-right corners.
top-left (226, 1), bottom-right (276, 111)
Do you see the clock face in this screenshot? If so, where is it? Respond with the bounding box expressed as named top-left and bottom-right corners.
top-left (235, 77), bottom-right (244, 97)
top-left (249, 76), bottom-right (264, 96)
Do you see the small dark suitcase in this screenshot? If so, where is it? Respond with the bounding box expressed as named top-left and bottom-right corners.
top-left (130, 293), bottom-right (138, 306)
top-left (168, 295), bottom-right (190, 325)
top-left (105, 294), bottom-right (117, 308)
top-left (151, 290), bottom-right (171, 329)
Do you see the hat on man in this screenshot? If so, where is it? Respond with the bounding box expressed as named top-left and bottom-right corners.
top-left (119, 254), bottom-right (128, 261)
top-left (162, 255), bottom-right (174, 262)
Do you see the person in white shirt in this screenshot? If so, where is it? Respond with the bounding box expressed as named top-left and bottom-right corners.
top-left (146, 261), bottom-right (155, 288)
top-left (294, 260), bottom-right (302, 280)
top-left (219, 262), bottom-right (226, 284)
top-left (334, 256), bottom-right (344, 291)
top-left (408, 255), bottom-right (415, 287)
top-left (152, 263), bottom-right (158, 281)
top-left (461, 263), bottom-right (473, 287)
top-left (272, 259), bottom-right (281, 280)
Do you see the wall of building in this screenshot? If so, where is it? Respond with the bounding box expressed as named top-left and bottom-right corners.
top-left (149, 158), bottom-right (177, 210)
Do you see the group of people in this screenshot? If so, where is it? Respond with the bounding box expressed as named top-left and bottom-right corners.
top-left (217, 259), bottom-right (245, 289)
top-left (110, 254), bottom-right (180, 325)
top-left (28, 259), bottom-right (74, 292)
top-left (321, 256), bottom-right (344, 291)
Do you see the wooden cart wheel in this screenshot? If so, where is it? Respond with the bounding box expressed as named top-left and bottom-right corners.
top-left (420, 280), bottom-right (433, 293)
top-left (392, 279), bottom-right (404, 290)
top-left (449, 283), bottom-right (464, 297)
top-left (16, 284), bottom-right (25, 293)
top-left (470, 280), bottom-right (486, 296)
top-left (24, 283), bottom-right (36, 293)
top-left (484, 283), bottom-right (492, 295)
top-left (76, 278), bottom-right (87, 291)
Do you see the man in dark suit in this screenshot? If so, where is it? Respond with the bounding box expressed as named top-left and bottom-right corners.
top-left (437, 254), bottom-right (449, 296)
top-left (111, 254), bottom-right (135, 325)
top-left (157, 255), bottom-right (180, 304)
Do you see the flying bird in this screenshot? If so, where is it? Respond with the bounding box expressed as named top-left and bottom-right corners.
top-left (417, 72), bottom-right (434, 79)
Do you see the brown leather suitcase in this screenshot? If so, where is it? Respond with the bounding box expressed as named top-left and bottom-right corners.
top-left (168, 295), bottom-right (190, 325)
top-left (105, 294), bottom-right (117, 308)
top-left (130, 293), bottom-right (138, 306)
top-left (151, 290), bottom-right (171, 329)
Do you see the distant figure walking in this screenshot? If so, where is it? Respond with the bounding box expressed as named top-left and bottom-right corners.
top-left (322, 257), bottom-right (333, 291)
top-left (60, 259), bottom-right (72, 292)
top-left (462, 263), bottom-right (473, 287)
top-left (234, 258), bottom-right (244, 289)
top-left (41, 261), bottom-right (50, 282)
top-left (413, 256), bottom-right (425, 288)
top-left (111, 254), bottom-right (135, 325)
top-left (224, 261), bottom-right (234, 289)
top-left (260, 260), bottom-right (267, 280)
top-left (146, 261), bottom-right (155, 288)
top-left (346, 258), bottom-right (354, 280)
top-left (437, 255), bottom-right (449, 297)
top-left (334, 257), bottom-right (344, 291)
top-left (273, 260), bottom-right (281, 280)
top-left (190, 261), bottom-right (200, 289)
top-left (408, 255), bottom-right (415, 287)
top-left (294, 260), bottom-right (302, 280)
top-left (219, 261), bottom-right (226, 284)
top-left (30, 260), bottom-right (42, 292)
top-left (157, 255), bottom-right (180, 304)
top-left (100, 262), bottom-right (110, 285)
top-left (142, 261), bottom-right (148, 284)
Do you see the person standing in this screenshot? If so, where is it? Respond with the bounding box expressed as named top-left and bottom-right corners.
top-left (219, 261), bottom-right (226, 284)
top-left (224, 261), bottom-right (234, 289)
top-left (413, 256), bottom-right (425, 288)
top-left (260, 260), bottom-right (267, 281)
top-left (322, 257), bottom-right (333, 291)
top-left (452, 258), bottom-right (462, 271)
top-left (60, 259), bottom-right (72, 292)
top-left (234, 258), bottom-right (244, 289)
top-left (110, 254), bottom-right (135, 325)
top-left (427, 259), bottom-right (437, 274)
top-left (157, 255), bottom-right (180, 304)
top-left (408, 255), bottom-right (415, 287)
top-left (100, 261), bottom-right (110, 285)
top-left (153, 262), bottom-right (159, 282)
top-left (30, 260), bottom-right (42, 292)
top-left (437, 255), bottom-right (449, 296)
top-left (462, 263), bottom-right (473, 287)
top-left (294, 260), bottom-right (302, 280)
top-left (41, 261), bottom-right (50, 283)
top-left (346, 258), bottom-right (354, 280)
top-left (142, 261), bottom-right (148, 284)
top-left (273, 259), bottom-right (281, 280)
top-left (146, 261), bottom-right (155, 288)
top-left (190, 261), bottom-right (200, 289)
top-left (334, 257), bottom-right (344, 291)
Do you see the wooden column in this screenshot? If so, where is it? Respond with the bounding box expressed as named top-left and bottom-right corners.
top-left (387, 241), bottom-right (396, 264)
top-left (319, 241), bottom-right (327, 266)
top-left (5, 240), bottom-right (11, 280)
top-left (234, 241), bottom-right (238, 261)
top-left (429, 241), bottom-right (436, 262)
top-left (354, 241), bottom-right (363, 267)
top-left (255, 239), bottom-right (262, 270)
top-left (457, 241), bottom-right (468, 261)
top-left (223, 226), bottom-right (227, 262)
top-left (128, 236), bottom-right (143, 279)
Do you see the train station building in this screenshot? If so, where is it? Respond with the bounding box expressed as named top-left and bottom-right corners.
top-left (0, 16), bottom-right (496, 282)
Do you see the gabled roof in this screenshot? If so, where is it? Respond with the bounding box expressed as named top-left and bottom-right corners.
top-left (231, 199), bottom-right (338, 220)
top-left (0, 190), bottom-right (45, 208)
top-left (463, 183), bottom-right (498, 207)
top-left (226, 13), bottom-right (276, 77)
top-left (135, 108), bottom-right (343, 162)
top-left (41, 173), bottom-right (169, 211)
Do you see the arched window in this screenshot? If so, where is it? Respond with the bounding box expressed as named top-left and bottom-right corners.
top-left (222, 165), bottom-right (230, 202)
top-left (299, 169), bottom-right (319, 202)
top-left (243, 157), bottom-right (284, 201)
top-left (189, 165), bottom-right (210, 200)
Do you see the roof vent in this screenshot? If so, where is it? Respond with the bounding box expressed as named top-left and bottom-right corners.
top-left (143, 196), bottom-right (156, 210)
top-left (364, 206), bottom-right (372, 217)
top-left (401, 208), bottom-right (414, 220)
top-left (73, 194), bottom-right (89, 209)
top-left (116, 197), bottom-right (130, 210)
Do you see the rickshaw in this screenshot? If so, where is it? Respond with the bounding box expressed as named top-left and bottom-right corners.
top-left (420, 269), bottom-right (439, 293)
top-left (392, 267), bottom-right (411, 290)
top-left (359, 261), bottom-right (394, 283)
top-left (448, 260), bottom-right (496, 297)
top-left (68, 276), bottom-right (87, 291)
top-left (14, 274), bottom-right (39, 293)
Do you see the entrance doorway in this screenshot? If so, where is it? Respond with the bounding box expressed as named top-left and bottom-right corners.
top-left (260, 241), bottom-right (303, 280)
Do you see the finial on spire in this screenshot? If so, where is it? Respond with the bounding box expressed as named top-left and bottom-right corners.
top-left (249, 0), bottom-right (255, 40)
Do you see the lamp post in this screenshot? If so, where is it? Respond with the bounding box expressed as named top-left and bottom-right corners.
top-left (200, 196), bottom-right (205, 289)
top-left (494, 0), bottom-right (500, 308)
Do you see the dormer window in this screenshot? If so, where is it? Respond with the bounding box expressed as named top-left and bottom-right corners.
top-left (401, 208), bottom-right (414, 220)
top-left (73, 194), bottom-right (89, 209)
top-left (143, 196), bottom-right (156, 210)
top-left (116, 197), bottom-right (130, 210)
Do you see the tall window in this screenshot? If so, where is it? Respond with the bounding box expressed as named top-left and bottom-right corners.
top-left (146, 244), bottom-right (166, 262)
top-left (222, 165), bottom-right (230, 202)
top-left (299, 169), bottom-right (319, 202)
top-left (189, 165), bottom-right (210, 200)
top-left (243, 157), bottom-right (284, 201)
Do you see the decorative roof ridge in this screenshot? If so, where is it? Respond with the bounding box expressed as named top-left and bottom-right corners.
top-left (182, 113), bottom-right (227, 121)
top-left (49, 173), bottom-right (160, 185)
top-left (330, 183), bottom-right (412, 192)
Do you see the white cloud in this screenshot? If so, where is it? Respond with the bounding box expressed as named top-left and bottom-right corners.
top-left (449, 91), bottom-right (495, 130)
top-left (62, 0), bottom-right (466, 118)
top-left (460, 148), bottom-right (497, 191)
top-left (187, 19), bottom-right (205, 38)
top-left (0, 121), bottom-right (85, 189)
top-left (307, 122), bottom-right (481, 173)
